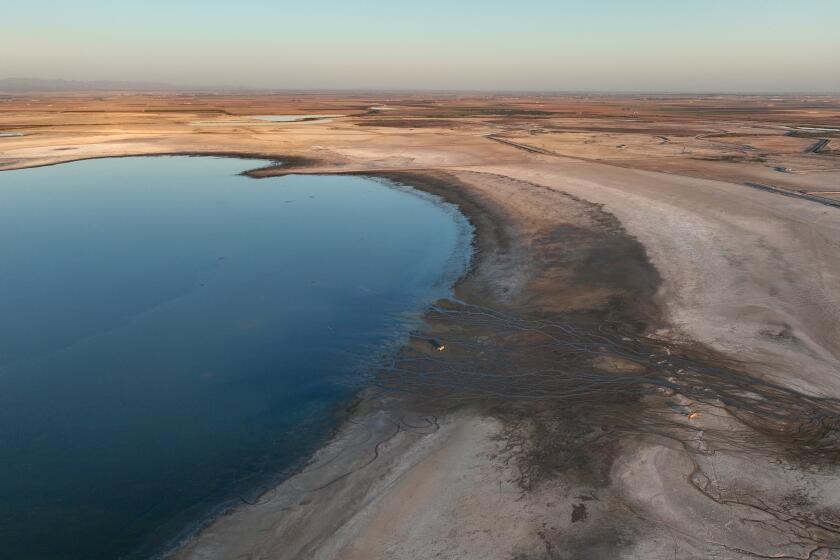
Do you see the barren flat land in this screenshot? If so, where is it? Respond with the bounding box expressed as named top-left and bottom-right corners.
top-left (3, 92), bottom-right (840, 559)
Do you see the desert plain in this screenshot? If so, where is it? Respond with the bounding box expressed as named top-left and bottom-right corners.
top-left (2, 92), bottom-right (840, 559)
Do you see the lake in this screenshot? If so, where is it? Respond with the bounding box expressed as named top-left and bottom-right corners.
top-left (0, 156), bottom-right (471, 559)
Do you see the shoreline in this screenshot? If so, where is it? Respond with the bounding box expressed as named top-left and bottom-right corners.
top-left (162, 165), bottom-right (516, 559)
top-left (0, 151), bottom-right (320, 172)
top-left (168, 161), bottom-right (673, 559)
top-left (159, 162), bottom-right (485, 559)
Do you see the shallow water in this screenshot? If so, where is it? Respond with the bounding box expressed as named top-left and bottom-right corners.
top-left (0, 156), bottom-right (471, 559)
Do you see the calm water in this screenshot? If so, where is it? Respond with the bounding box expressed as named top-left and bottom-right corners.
top-left (0, 157), bottom-right (471, 559)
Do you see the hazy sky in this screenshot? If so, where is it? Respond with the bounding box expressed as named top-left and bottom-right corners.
top-left (4, 0), bottom-right (839, 92)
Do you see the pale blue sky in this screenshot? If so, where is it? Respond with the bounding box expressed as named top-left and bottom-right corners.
top-left (3, 0), bottom-right (839, 92)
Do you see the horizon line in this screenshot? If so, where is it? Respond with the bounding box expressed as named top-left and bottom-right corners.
top-left (1, 78), bottom-right (839, 97)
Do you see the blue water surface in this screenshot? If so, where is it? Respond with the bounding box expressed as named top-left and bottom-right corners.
top-left (0, 156), bottom-right (471, 559)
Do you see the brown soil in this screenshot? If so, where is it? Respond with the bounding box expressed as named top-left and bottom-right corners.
top-left (3, 93), bottom-right (840, 560)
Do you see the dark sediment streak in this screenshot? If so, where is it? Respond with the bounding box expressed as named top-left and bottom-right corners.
top-left (354, 170), bottom-right (840, 493)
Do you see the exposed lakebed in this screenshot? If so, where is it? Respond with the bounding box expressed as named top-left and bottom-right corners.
top-left (0, 156), bottom-right (471, 559)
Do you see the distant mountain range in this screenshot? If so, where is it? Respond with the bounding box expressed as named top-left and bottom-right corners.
top-left (0, 78), bottom-right (238, 92)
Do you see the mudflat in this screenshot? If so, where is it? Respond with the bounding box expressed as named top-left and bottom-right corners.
top-left (3, 93), bottom-right (840, 559)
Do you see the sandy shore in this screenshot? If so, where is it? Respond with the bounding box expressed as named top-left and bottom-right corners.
top-left (3, 93), bottom-right (840, 559)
